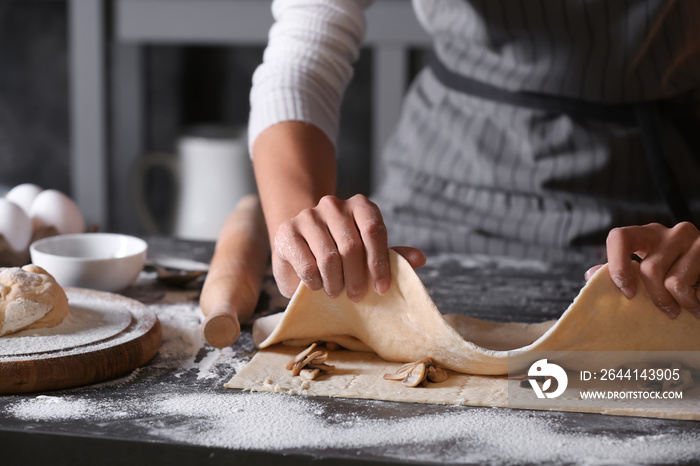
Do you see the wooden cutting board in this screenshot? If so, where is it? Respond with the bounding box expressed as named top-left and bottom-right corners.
top-left (0, 288), bottom-right (161, 394)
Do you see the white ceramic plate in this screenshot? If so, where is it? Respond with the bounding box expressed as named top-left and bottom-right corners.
top-left (0, 290), bottom-right (133, 357)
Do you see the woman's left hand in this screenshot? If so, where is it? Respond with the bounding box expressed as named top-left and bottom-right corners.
top-left (585, 222), bottom-right (700, 319)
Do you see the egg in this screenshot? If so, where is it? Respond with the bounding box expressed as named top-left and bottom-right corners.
top-left (30, 190), bottom-right (85, 235)
top-left (5, 183), bottom-right (42, 215)
top-left (0, 198), bottom-right (33, 251)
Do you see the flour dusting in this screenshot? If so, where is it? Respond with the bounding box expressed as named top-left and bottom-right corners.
top-left (9, 395), bottom-right (97, 421)
top-left (2, 274), bottom-right (700, 465)
top-left (6, 389), bottom-right (700, 464)
top-left (146, 393), bottom-right (700, 464)
top-left (0, 292), bottom-right (132, 357)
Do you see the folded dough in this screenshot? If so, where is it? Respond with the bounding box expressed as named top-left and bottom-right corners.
top-left (0, 265), bottom-right (69, 337)
top-left (254, 251), bottom-right (700, 375)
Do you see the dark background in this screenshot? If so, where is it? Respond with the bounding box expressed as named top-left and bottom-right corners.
top-left (0, 1), bottom-right (70, 194)
top-left (0, 1), bottom-right (373, 222)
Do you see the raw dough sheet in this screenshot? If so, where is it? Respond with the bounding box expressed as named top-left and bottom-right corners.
top-left (227, 251), bottom-right (700, 420)
top-left (227, 346), bottom-right (700, 421)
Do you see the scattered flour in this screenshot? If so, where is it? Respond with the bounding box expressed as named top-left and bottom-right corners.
top-left (0, 294), bottom-right (133, 357)
top-left (0, 289), bottom-right (155, 362)
top-left (145, 393), bottom-right (700, 464)
top-left (3, 277), bottom-right (700, 465)
top-left (6, 390), bottom-right (700, 464)
top-left (8, 395), bottom-right (97, 421)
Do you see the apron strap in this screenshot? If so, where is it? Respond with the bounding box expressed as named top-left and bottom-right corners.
top-left (429, 52), bottom-right (695, 225)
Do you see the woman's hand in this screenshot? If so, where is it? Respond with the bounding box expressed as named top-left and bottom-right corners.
top-left (251, 122), bottom-right (424, 301)
top-left (586, 222), bottom-right (700, 319)
top-left (272, 194), bottom-right (426, 300)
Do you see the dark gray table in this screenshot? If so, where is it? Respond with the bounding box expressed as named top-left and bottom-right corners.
top-left (2, 237), bottom-right (699, 465)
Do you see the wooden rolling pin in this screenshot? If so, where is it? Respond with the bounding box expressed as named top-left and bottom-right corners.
top-left (200, 195), bottom-right (270, 348)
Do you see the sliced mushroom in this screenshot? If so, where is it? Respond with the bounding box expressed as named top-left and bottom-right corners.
top-left (396, 357), bottom-right (434, 374)
top-left (300, 368), bottom-right (321, 380)
top-left (663, 363), bottom-right (695, 392)
top-left (383, 369), bottom-right (408, 381)
top-left (402, 363), bottom-right (427, 387)
top-left (383, 357), bottom-right (449, 387)
top-left (310, 352), bottom-right (329, 364)
top-left (285, 343), bottom-right (318, 370)
top-left (325, 342), bottom-right (341, 351)
top-left (427, 365), bottom-right (449, 383)
top-left (286, 343), bottom-right (334, 379)
top-left (307, 362), bottom-right (335, 371)
top-left (300, 350), bottom-right (326, 367)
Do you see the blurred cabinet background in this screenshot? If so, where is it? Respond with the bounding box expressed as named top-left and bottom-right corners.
top-left (0, 2), bottom-right (70, 196)
top-left (0, 0), bottom-right (428, 235)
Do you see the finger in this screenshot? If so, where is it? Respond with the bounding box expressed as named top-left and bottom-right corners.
top-left (271, 254), bottom-right (301, 298)
top-left (350, 196), bottom-right (391, 296)
top-left (663, 232), bottom-right (700, 318)
top-left (606, 225), bottom-right (659, 298)
top-left (584, 264), bottom-right (604, 281)
top-left (638, 223), bottom-right (698, 318)
top-left (273, 221), bottom-right (323, 294)
top-left (323, 210), bottom-right (367, 302)
top-left (295, 209), bottom-right (345, 298)
top-left (665, 260), bottom-right (700, 318)
top-left (392, 246), bottom-right (427, 269)
top-left (638, 242), bottom-right (685, 319)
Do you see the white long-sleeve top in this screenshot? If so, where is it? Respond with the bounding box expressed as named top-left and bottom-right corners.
top-left (248, 0), bottom-right (375, 156)
top-left (248, 0), bottom-right (700, 261)
top-left (249, 0), bottom-right (700, 157)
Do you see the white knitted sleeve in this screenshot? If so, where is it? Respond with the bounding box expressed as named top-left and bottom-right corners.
top-left (248, 0), bottom-right (373, 156)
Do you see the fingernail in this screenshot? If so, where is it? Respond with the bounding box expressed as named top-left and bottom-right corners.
top-left (661, 304), bottom-right (680, 319)
top-left (301, 274), bottom-right (320, 288)
top-left (375, 279), bottom-right (390, 295)
top-left (584, 267), bottom-right (597, 281)
top-left (348, 292), bottom-right (363, 303)
top-left (325, 288), bottom-right (340, 299)
top-left (621, 287), bottom-right (635, 299)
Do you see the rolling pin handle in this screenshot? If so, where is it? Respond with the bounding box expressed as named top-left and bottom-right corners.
top-left (199, 194), bottom-right (269, 348)
top-left (202, 310), bottom-right (240, 349)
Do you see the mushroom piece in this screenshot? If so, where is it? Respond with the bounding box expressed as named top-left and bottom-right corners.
top-left (402, 363), bottom-right (427, 387)
top-left (310, 351), bottom-right (329, 364)
top-left (663, 363), bottom-right (695, 392)
top-left (383, 357), bottom-right (450, 387)
top-left (300, 368), bottom-right (321, 380)
top-left (285, 343), bottom-right (318, 371)
top-left (324, 342), bottom-right (341, 351)
top-left (286, 343), bottom-right (335, 380)
top-left (307, 362), bottom-right (336, 371)
top-left (427, 365), bottom-right (449, 383)
top-left (630, 362), bottom-right (696, 392)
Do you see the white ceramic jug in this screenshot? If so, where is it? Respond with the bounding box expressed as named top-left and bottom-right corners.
top-left (136, 126), bottom-right (256, 240)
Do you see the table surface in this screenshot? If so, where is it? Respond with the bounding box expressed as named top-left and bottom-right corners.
top-left (2, 237), bottom-right (699, 466)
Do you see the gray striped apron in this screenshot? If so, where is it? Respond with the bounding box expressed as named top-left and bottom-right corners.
top-left (373, 0), bottom-right (700, 265)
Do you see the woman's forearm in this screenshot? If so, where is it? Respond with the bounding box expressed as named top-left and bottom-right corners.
top-left (252, 120), bottom-right (337, 249)
top-left (251, 120), bottom-right (425, 299)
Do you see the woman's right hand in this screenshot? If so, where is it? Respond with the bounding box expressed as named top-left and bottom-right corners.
top-left (272, 194), bottom-right (426, 300)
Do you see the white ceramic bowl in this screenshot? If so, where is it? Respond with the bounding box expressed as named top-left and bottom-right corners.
top-left (30, 233), bottom-right (147, 291)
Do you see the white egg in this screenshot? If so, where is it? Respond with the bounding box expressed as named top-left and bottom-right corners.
top-left (30, 190), bottom-right (85, 235)
top-left (0, 198), bottom-right (33, 251)
top-left (5, 183), bottom-right (43, 215)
